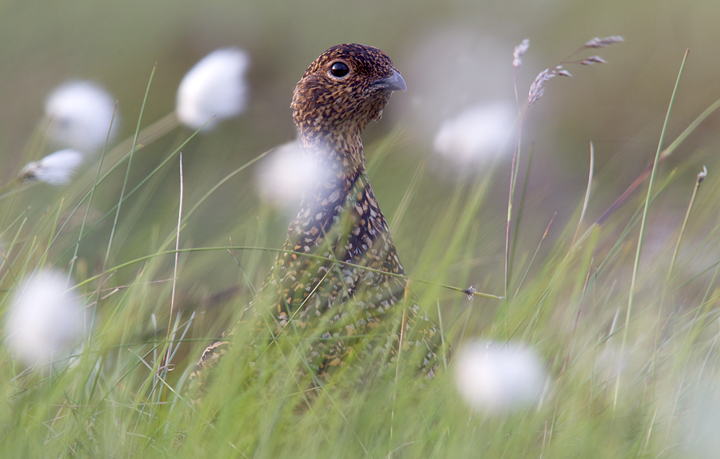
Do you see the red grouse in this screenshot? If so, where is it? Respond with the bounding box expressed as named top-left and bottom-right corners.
top-left (193, 43), bottom-right (443, 387)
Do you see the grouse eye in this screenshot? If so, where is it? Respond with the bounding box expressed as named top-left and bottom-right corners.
top-left (329, 62), bottom-right (349, 78)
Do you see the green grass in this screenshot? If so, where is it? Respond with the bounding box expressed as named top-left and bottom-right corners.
top-left (2, 52), bottom-right (720, 459)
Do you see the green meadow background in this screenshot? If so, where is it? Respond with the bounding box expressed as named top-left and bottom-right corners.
top-left (1, 0), bottom-right (720, 457)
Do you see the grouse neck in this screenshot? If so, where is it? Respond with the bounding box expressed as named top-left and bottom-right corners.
top-left (298, 129), bottom-right (366, 187)
top-left (292, 130), bottom-right (369, 230)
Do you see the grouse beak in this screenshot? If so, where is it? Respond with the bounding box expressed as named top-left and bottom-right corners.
top-left (374, 69), bottom-right (407, 92)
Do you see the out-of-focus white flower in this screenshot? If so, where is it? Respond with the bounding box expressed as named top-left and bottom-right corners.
top-left (4, 269), bottom-right (86, 367)
top-left (454, 339), bottom-right (547, 413)
top-left (400, 30), bottom-right (516, 134)
top-left (682, 387), bottom-right (720, 458)
top-left (255, 141), bottom-right (324, 210)
top-left (593, 345), bottom-right (631, 382)
top-left (45, 81), bottom-right (119, 154)
top-left (20, 149), bottom-right (84, 186)
top-left (176, 48), bottom-right (250, 130)
top-left (434, 102), bottom-right (515, 166)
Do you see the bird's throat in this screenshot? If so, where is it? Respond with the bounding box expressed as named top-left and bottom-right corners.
top-left (287, 131), bottom-right (373, 255)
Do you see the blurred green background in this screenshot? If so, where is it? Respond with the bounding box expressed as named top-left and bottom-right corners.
top-left (1, 0), bottom-right (718, 316)
top-left (3, 3), bottom-right (720, 456)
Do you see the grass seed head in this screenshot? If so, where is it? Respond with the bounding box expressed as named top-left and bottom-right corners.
top-left (585, 35), bottom-right (625, 48)
top-left (698, 165), bottom-right (708, 183)
top-left (513, 38), bottom-right (530, 68)
top-left (581, 55), bottom-right (607, 65)
top-left (527, 68), bottom-right (554, 105)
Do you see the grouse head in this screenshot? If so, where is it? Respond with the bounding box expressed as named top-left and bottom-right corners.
top-left (292, 43), bottom-right (406, 138)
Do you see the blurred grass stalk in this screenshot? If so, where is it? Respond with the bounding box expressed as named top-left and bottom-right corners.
top-left (615, 49), bottom-right (689, 409)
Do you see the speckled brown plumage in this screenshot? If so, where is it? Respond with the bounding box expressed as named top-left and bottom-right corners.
top-left (192, 43), bottom-right (443, 388)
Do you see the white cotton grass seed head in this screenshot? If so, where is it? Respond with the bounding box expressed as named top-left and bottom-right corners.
top-left (176, 47), bottom-right (250, 130)
top-left (45, 81), bottom-right (119, 154)
top-left (20, 149), bottom-right (84, 186)
top-left (682, 385), bottom-right (720, 458)
top-left (434, 102), bottom-right (515, 167)
top-left (454, 339), bottom-right (547, 413)
top-left (4, 269), bottom-right (86, 367)
top-left (255, 141), bottom-right (324, 211)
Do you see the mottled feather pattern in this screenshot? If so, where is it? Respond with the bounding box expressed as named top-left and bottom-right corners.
top-left (192, 43), bottom-right (444, 389)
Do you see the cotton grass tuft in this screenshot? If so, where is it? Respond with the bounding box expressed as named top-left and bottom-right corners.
top-left (4, 269), bottom-right (86, 367)
top-left (20, 149), bottom-right (84, 186)
top-left (434, 102), bottom-right (515, 166)
top-left (454, 339), bottom-right (547, 413)
top-left (45, 81), bottom-right (118, 154)
top-left (176, 48), bottom-right (250, 130)
top-left (255, 141), bottom-right (326, 210)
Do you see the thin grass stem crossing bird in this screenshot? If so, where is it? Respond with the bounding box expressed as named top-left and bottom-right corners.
top-left (192, 43), bottom-right (444, 389)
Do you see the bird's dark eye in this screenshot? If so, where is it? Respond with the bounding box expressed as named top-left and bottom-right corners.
top-left (330, 62), bottom-right (349, 78)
